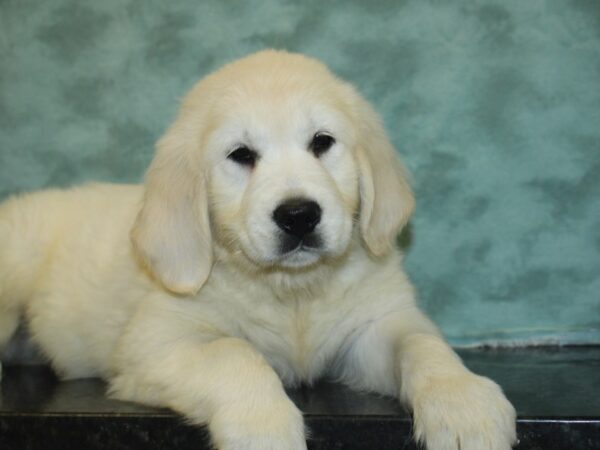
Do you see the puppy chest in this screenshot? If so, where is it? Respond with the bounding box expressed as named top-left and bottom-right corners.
top-left (237, 302), bottom-right (341, 384)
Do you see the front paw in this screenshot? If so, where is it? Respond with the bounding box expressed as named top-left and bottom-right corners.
top-left (411, 371), bottom-right (517, 450)
top-left (209, 397), bottom-right (307, 450)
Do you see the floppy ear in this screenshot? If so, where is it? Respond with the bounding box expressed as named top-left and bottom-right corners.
top-left (355, 101), bottom-right (415, 257)
top-left (131, 118), bottom-right (212, 295)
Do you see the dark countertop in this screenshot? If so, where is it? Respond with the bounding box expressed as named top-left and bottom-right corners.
top-left (1, 347), bottom-right (599, 449)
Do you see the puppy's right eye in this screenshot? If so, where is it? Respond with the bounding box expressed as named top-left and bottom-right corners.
top-left (310, 133), bottom-right (336, 157)
top-left (227, 146), bottom-right (258, 167)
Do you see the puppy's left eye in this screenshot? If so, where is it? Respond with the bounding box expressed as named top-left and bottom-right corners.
top-left (227, 146), bottom-right (258, 167)
top-left (310, 133), bottom-right (336, 157)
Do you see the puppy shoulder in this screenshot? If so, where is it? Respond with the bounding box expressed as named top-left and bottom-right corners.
top-left (334, 247), bottom-right (414, 305)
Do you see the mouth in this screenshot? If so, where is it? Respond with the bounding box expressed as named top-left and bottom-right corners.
top-left (278, 246), bottom-right (322, 268)
top-left (279, 233), bottom-right (322, 255)
top-left (276, 234), bottom-right (323, 268)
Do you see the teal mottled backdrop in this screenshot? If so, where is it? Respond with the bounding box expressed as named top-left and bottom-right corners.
top-left (1, 0), bottom-right (599, 346)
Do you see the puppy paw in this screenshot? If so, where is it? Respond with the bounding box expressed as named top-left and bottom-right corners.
top-left (411, 371), bottom-right (517, 450)
top-left (210, 397), bottom-right (307, 450)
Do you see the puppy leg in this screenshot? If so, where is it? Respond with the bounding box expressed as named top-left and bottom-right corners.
top-left (109, 305), bottom-right (306, 450)
top-left (334, 307), bottom-right (516, 450)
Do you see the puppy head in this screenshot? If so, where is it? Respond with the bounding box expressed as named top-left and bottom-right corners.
top-left (132, 50), bottom-right (414, 294)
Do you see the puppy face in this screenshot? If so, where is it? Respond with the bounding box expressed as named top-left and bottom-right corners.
top-left (205, 83), bottom-right (360, 269)
top-left (132, 51), bottom-right (414, 294)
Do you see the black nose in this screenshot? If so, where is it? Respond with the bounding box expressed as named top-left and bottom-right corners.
top-left (273, 198), bottom-right (322, 238)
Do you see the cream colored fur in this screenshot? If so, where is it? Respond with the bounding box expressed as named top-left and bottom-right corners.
top-left (0, 50), bottom-right (516, 450)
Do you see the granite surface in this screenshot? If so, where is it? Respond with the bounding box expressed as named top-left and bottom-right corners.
top-left (1, 347), bottom-right (599, 449)
top-left (0, 0), bottom-right (599, 347)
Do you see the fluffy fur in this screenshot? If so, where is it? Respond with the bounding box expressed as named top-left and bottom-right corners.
top-left (0, 50), bottom-right (516, 450)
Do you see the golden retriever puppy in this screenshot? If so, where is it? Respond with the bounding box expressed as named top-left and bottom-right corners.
top-left (0, 50), bottom-right (516, 450)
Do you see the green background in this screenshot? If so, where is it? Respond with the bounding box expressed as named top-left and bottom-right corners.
top-left (1, 0), bottom-right (599, 346)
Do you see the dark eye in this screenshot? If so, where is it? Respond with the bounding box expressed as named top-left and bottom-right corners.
top-left (227, 146), bottom-right (258, 167)
top-left (310, 133), bottom-right (336, 157)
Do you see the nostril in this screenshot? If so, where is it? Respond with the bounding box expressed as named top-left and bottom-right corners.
top-left (273, 199), bottom-right (322, 237)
